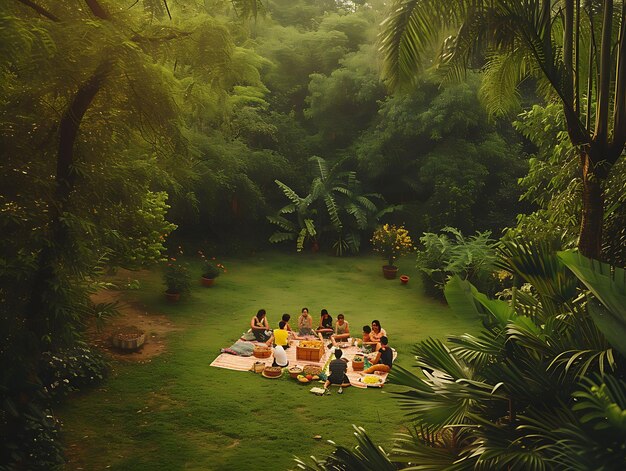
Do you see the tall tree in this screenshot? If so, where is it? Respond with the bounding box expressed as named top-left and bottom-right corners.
top-left (379, 0), bottom-right (626, 259)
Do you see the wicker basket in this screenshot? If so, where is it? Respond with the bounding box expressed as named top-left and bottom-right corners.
top-left (253, 345), bottom-right (272, 358)
top-left (302, 365), bottom-right (322, 376)
top-left (251, 361), bottom-right (266, 374)
top-left (263, 366), bottom-right (283, 377)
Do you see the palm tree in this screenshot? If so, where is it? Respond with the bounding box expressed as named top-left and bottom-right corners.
top-left (294, 244), bottom-right (626, 469)
top-left (379, 0), bottom-right (626, 259)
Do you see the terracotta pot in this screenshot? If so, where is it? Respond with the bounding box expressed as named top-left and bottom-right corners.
top-left (164, 291), bottom-right (180, 302)
top-left (382, 265), bottom-right (398, 279)
top-left (201, 276), bottom-right (215, 287)
top-left (400, 275), bottom-right (410, 284)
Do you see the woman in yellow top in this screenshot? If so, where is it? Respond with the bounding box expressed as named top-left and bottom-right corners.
top-left (266, 321), bottom-right (291, 349)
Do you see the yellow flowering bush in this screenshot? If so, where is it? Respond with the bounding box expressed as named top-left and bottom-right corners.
top-left (371, 224), bottom-right (414, 267)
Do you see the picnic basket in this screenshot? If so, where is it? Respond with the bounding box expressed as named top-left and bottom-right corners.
top-left (251, 361), bottom-right (266, 374)
top-left (302, 365), bottom-right (322, 376)
top-left (253, 345), bottom-right (272, 359)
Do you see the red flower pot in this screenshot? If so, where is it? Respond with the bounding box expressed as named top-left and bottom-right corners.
top-left (201, 276), bottom-right (215, 287)
top-left (400, 275), bottom-right (410, 284)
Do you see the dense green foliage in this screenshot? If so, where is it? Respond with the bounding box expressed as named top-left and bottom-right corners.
top-left (298, 246), bottom-right (626, 470)
top-left (1, 0), bottom-right (624, 469)
top-left (415, 227), bottom-right (500, 298)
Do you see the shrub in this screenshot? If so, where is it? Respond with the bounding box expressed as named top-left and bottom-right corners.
top-left (415, 227), bottom-right (499, 298)
top-left (0, 393), bottom-right (64, 471)
top-left (198, 251), bottom-right (225, 279)
top-left (162, 257), bottom-right (192, 294)
top-left (38, 345), bottom-right (109, 401)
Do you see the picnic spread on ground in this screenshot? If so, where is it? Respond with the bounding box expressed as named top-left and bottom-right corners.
top-left (210, 310), bottom-right (397, 391)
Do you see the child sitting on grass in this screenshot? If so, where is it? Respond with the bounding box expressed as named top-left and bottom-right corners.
top-left (324, 349), bottom-right (351, 394)
top-left (361, 325), bottom-right (376, 352)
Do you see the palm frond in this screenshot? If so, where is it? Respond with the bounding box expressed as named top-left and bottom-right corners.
top-left (479, 49), bottom-right (530, 117)
top-left (379, 0), bottom-right (464, 90)
top-left (274, 179), bottom-right (302, 205)
top-left (558, 250), bottom-right (626, 357)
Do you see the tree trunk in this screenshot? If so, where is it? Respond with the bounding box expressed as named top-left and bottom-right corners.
top-left (26, 60), bottom-right (111, 348)
top-left (578, 152), bottom-right (604, 259)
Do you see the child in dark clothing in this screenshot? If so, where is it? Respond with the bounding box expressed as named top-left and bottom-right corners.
top-left (324, 349), bottom-right (351, 394)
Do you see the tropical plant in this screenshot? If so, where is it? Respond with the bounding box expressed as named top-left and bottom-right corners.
top-left (371, 224), bottom-right (414, 267)
top-left (415, 227), bottom-right (499, 298)
top-left (294, 425), bottom-right (395, 471)
top-left (267, 179), bottom-right (318, 252)
top-left (268, 156), bottom-right (393, 254)
top-left (163, 257), bottom-right (192, 295)
top-left (294, 244), bottom-right (626, 469)
top-left (379, 0), bottom-right (626, 259)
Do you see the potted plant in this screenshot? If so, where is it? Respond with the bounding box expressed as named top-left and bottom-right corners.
top-left (198, 251), bottom-right (225, 287)
top-left (163, 257), bottom-right (191, 301)
top-left (371, 224), bottom-right (414, 279)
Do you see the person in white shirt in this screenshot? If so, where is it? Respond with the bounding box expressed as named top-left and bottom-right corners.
top-left (272, 345), bottom-right (289, 368)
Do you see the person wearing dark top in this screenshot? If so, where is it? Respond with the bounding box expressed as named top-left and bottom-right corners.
top-left (316, 309), bottom-right (333, 339)
top-left (323, 349), bottom-right (351, 393)
top-left (364, 336), bottom-right (393, 374)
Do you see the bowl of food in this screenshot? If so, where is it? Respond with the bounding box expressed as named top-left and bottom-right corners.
top-left (288, 366), bottom-right (303, 379)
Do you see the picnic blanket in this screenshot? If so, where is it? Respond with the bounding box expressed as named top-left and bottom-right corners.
top-left (210, 341), bottom-right (397, 389)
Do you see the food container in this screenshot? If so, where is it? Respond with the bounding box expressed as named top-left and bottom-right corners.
top-left (253, 345), bottom-right (272, 359)
top-left (288, 366), bottom-right (303, 379)
top-left (297, 340), bottom-right (324, 362)
top-left (251, 361), bottom-right (266, 374)
top-left (302, 365), bottom-right (322, 376)
top-left (352, 355), bottom-right (364, 371)
top-left (263, 366), bottom-right (283, 378)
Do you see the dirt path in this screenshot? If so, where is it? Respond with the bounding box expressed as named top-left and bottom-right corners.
top-left (88, 288), bottom-right (180, 362)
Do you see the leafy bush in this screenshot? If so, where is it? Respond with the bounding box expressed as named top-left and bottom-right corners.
top-left (38, 346), bottom-right (109, 401)
top-left (415, 227), bottom-right (499, 298)
top-left (198, 251), bottom-right (225, 279)
top-left (0, 392), bottom-right (64, 471)
top-left (162, 257), bottom-right (192, 294)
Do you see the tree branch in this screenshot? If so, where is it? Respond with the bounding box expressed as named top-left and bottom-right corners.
top-left (84, 0), bottom-right (111, 20)
top-left (610, 1), bottom-right (626, 158)
top-left (593, 0), bottom-right (613, 150)
top-left (15, 0), bottom-right (60, 22)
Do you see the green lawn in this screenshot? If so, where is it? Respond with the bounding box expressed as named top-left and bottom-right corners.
top-left (59, 253), bottom-right (480, 470)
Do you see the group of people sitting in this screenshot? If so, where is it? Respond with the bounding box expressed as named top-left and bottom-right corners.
top-left (248, 308), bottom-right (394, 392)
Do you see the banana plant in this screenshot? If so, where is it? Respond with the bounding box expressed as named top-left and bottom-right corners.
top-left (293, 245), bottom-right (625, 470)
top-left (267, 180), bottom-right (316, 252)
top-left (268, 156), bottom-right (395, 254)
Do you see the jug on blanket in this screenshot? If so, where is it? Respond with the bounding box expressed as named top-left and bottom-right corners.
top-left (251, 361), bottom-right (266, 374)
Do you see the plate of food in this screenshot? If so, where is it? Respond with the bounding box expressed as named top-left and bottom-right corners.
top-left (261, 366), bottom-right (283, 379)
top-left (358, 374), bottom-right (384, 387)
